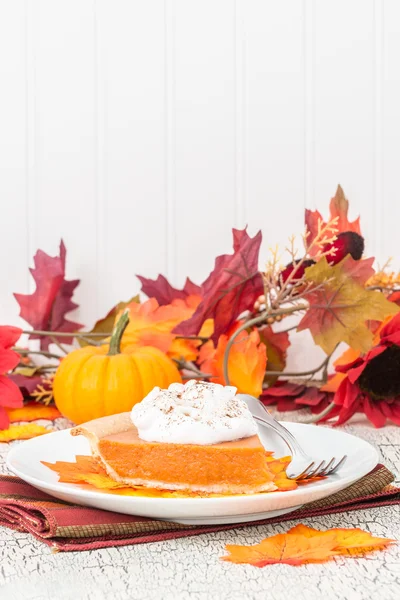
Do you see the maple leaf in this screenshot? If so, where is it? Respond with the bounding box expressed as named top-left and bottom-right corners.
top-left (222, 524), bottom-right (393, 567)
top-left (259, 326), bottom-right (290, 384)
top-left (14, 241), bottom-right (83, 350)
top-left (6, 402), bottom-right (61, 423)
top-left (305, 185), bottom-right (361, 257)
top-left (118, 297), bottom-right (196, 354)
top-left (79, 296), bottom-right (140, 347)
top-left (0, 423), bottom-right (49, 442)
top-left (298, 257), bottom-right (399, 354)
top-left (137, 274), bottom-right (201, 305)
top-left (174, 228), bottom-right (263, 342)
top-left (198, 328), bottom-right (267, 397)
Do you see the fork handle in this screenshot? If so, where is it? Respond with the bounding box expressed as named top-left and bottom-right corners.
top-left (237, 394), bottom-right (308, 458)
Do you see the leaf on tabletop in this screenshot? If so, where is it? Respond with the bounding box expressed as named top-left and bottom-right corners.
top-left (6, 402), bottom-right (61, 423)
top-left (305, 186), bottom-right (361, 256)
top-left (298, 257), bottom-right (399, 354)
top-left (174, 228), bottom-right (264, 342)
top-left (0, 423), bottom-right (49, 442)
top-left (137, 274), bottom-right (201, 305)
top-left (199, 328), bottom-right (267, 397)
top-left (79, 296), bottom-right (140, 347)
top-left (14, 240), bottom-right (83, 350)
top-left (222, 524), bottom-right (394, 567)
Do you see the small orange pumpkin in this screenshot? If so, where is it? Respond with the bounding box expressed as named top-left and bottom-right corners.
top-left (53, 311), bottom-right (182, 424)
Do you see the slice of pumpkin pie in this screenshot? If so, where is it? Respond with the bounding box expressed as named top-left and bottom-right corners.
top-left (71, 380), bottom-right (276, 495)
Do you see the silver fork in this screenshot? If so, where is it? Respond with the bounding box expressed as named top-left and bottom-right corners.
top-left (237, 394), bottom-right (347, 480)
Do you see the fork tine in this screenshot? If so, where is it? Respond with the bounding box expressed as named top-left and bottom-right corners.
top-left (293, 461), bottom-right (315, 481)
top-left (306, 460), bottom-right (326, 478)
top-left (317, 457), bottom-right (336, 476)
top-left (327, 455), bottom-right (347, 475)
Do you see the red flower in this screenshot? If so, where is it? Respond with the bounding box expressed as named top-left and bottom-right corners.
top-left (0, 326), bottom-right (24, 429)
top-left (331, 313), bottom-right (400, 427)
top-left (261, 380), bottom-right (334, 414)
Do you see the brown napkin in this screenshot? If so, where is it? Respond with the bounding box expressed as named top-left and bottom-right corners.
top-left (0, 464), bottom-right (398, 552)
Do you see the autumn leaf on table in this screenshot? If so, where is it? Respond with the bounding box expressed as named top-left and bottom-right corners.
top-left (0, 326), bottom-right (24, 430)
top-left (6, 402), bottom-right (61, 423)
top-left (305, 185), bottom-right (362, 257)
top-left (79, 296), bottom-right (140, 346)
top-left (222, 524), bottom-right (394, 567)
top-left (199, 328), bottom-right (267, 397)
top-left (14, 240), bottom-right (83, 350)
top-left (174, 228), bottom-right (264, 343)
top-left (0, 423), bottom-right (49, 442)
top-left (137, 274), bottom-right (201, 305)
top-left (298, 257), bottom-right (399, 354)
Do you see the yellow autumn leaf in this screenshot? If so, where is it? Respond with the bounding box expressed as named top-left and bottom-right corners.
top-left (0, 424), bottom-right (50, 442)
top-left (298, 257), bottom-right (399, 354)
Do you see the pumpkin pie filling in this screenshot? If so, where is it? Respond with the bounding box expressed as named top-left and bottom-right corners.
top-left (71, 381), bottom-right (276, 495)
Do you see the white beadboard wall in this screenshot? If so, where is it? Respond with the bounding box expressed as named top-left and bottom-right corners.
top-left (0, 1), bottom-right (400, 369)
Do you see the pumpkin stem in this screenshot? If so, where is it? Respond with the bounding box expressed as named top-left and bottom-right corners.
top-left (107, 309), bottom-right (130, 355)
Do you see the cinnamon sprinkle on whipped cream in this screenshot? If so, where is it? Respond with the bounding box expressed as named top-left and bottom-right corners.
top-left (130, 380), bottom-right (257, 445)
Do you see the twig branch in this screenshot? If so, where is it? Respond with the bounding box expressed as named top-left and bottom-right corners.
top-left (22, 329), bottom-right (109, 338)
top-left (50, 335), bottom-right (68, 355)
top-left (304, 401), bottom-right (337, 424)
top-left (264, 352), bottom-right (332, 379)
top-left (13, 348), bottom-right (62, 360)
top-left (174, 359), bottom-right (212, 379)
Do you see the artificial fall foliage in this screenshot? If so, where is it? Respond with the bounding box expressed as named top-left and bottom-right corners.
top-left (14, 241), bottom-right (82, 350)
top-left (221, 523), bottom-right (394, 567)
top-left (2, 184), bottom-right (400, 433)
top-left (0, 424), bottom-right (50, 442)
top-left (42, 452), bottom-right (322, 496)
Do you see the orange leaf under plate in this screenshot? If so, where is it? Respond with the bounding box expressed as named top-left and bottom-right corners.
top-left (42, 452), bottom-right (304, 497)
top-left (222, 524), bottom-right (394, 567)
top-left (6, 402), bottom-right (61, 423)
top-left (0, 424), bottom-right (50, 442)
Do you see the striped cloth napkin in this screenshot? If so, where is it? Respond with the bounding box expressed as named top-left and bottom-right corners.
top-left (1, 464), bottom-right (399, 552)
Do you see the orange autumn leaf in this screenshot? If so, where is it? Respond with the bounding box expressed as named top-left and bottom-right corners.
top-left (222, 524), bottom-right (394, 567)
top-left (305, 185), bottom-right (361, 257)
top-left (6, 402), bottom-right (61, 423)
top-left (0, 424), bottom-right (50, 442)
top-left (199, 329), bottom-right (267, 397)
top-left (42, 453), bottom-right (306, 496)
top-left (116, 296), bottom-right (211, 361)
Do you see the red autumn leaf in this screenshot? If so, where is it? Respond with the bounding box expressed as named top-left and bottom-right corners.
top-left (0, 326), bottom-right (24, 430)
top-left (305, 185), bottom-right (362, 257)
top-left (7, 373), bottom-right (43, 397)
top-left (174, 228), bottom-right (263, 342)
top-left (14, 240), bottom-right (83, 350)
top-left (259, 326), bottom-right (290, 384)
top-left (137, 274), bottom-right (201, 305)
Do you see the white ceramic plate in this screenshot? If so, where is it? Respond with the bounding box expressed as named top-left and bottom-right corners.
top-left (6, 423), bottom-right (379, 525)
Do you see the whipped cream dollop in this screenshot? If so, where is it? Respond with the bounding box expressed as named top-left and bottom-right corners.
top-left (131, 380), bottom-right (257, 445)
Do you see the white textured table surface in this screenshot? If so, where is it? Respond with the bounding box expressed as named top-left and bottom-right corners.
top-left (1, 412), bottom-right (399, 600)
